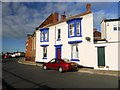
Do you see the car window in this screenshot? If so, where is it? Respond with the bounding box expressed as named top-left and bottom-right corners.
top-left (63, 58), bottom-right (71, 62)
top-left (50, 59), bottom-right (56, 63)
top-left (56, 59), bottom-right (61, 63)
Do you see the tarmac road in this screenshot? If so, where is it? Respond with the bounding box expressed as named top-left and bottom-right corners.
top-left (2, 58), bottom-right (119, 89)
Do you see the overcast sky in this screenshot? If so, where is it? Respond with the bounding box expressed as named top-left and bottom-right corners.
top-left (2, 2), bottom-right (119, 53)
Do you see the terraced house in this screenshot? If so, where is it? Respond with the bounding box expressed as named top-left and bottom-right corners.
top-left (25, 4), bottom-right (120, 71)
top-left (35, 4), bottom-right (96, 67)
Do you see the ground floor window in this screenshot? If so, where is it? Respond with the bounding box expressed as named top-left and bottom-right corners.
top-left (71, 44), bottom-right (79, 59)
top-left (43, 47), bottom-right (47, 58)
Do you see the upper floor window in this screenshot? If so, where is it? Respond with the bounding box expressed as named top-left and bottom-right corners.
top-left (67, 18), bottom-right (82, 38)
top-left (118, 26), bottom-right (120, 31)
top-left (57, 29), bottom-right (61, 41)
top-left (70, 23), bottom-right (74, 36)
top-left (40, 28), bottom-right (49, 42)
top-left (113, 25), bottom-right (117, 31)
top-left (76, 22), bottom-right (80, 36)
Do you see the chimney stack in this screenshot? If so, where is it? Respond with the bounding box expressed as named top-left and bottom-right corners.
top-left (61, 15), bottom-right (66, 21)
top-left (86, 4), bottom-right (91, 12)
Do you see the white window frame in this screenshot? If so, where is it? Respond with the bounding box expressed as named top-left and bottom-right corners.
top-left (43, 47), bottom-right (47, 58)
top-left (45, 31), bottom-right (48, 41)
top-left (41, 31), bottom-right (44, 41)
top-left (71, 44), bottom-right (79, 59)
top-left (76, 22), bottom-right (80, 36)
top-left (69, 23), bottom-right (74, 36)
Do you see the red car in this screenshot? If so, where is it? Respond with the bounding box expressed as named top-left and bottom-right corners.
top-left (43, 58), bottom-right (78, 73)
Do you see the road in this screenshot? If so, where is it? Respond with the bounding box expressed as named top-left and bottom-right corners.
top-left (2, 58), bottom-right (119, 89)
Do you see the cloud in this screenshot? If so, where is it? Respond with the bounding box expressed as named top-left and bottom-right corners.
top-left (2, 2), bottom-right (45, 39)
top-left (2, 2), bottom-right (87, 40)
top-left (93, 10), bottom-right (118, 31)
top-left (2, 2), bottom-right (118, 39)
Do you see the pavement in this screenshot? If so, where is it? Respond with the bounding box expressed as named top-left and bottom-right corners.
top-left (18, 58), bottom-right (120, 77)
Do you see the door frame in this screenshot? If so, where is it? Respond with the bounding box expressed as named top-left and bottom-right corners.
top-left (54, 44), bottom-right (62, 59)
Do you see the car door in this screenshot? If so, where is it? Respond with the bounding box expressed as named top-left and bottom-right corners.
top-left (53, 59), bottom-right (60, 69)
top-left (47, 59), bottom-right (56, 69)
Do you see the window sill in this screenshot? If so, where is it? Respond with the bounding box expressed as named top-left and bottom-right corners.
top-left (68, 35), bottom-right (82, 38)
top-left (40, 41), bottom-right (49, 42)
top-left (42, 57), bottom-right (47, 59)
top-left (71, 59), bottom-right (80, 61)
top-left (57, 38), bottom-right (61, 41)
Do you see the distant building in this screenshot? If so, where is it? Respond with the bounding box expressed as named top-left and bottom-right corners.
top-left (93, 28), bottom-right (101, 40)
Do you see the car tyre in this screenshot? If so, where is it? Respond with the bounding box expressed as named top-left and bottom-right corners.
top-left (58, 67), bottom-right (63, 73)
top-left (43, 65), bottom-right (47, 70)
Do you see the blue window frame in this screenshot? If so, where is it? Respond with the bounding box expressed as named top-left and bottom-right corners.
top-left (54, 44), bottom-right (62, 58)
top-left (40, 28), bottom-right (49, 42)
top-left (67, 18), bottom-right (82, 38)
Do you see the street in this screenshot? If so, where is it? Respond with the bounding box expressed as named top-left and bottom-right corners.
top-left (2, 58), bottom-right (119, 89)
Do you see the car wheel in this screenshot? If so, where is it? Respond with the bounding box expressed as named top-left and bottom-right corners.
top-left (43, 65), bottom-right (47, 70)
top-left (58, 67), bottom-right (63, 73)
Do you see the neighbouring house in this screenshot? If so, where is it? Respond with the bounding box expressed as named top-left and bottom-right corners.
top-left (25, 32), bottom-right (36, 61)
top-left (94, 18), bottom-right (120, 70)
top-left (35, 4), bottom-right (97, 68)
top-left (93, 28), bottom-right (101, 40)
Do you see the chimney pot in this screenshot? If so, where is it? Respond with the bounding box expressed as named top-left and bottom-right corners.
top-left (86, 4), bottom-right (91, 12)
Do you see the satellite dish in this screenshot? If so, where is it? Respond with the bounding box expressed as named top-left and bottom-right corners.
top-left (85, 37), bottom-right (91, 42)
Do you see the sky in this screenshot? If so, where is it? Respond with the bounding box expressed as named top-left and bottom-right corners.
top-left (1, 1), bottom-right (119, 53)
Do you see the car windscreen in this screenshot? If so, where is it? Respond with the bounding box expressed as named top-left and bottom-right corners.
top-left (62, 58), bottom-right (71, 63)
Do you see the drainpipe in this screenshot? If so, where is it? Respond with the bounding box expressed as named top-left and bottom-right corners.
top-left (105, 21), bottom-right (107, 41)
top-left (55, 26), bottom-right (56, 45)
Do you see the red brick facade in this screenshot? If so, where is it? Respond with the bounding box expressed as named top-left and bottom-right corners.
top-left (25, 33), bottom-right (36, 62)
top-left (39, 12), bottom-right (59, 28)
top-left (93, 28), bottom-right (101, 40)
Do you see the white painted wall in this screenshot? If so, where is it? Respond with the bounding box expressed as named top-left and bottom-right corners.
top-left (101, 20), bottom-right (119, 42)
top-left (35, 13), bottom-right (96, 68)
top-left (97, 19), bottom-right (120, 70)
top-left (94, 42), bottom-right (119, 71)
top-left (35, 13), bottom-right (120, 71)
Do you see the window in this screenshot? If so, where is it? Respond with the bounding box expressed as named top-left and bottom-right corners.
top-left (69, 23), bottom-right (74, 36)
top-left (45, 31), bottom-right (48, 41)
top-left (67, 18), bottom-right (82, 38)
top-left (41, 32), bottom-right (44, 41)
top-left (118, 27), bottom-right (120, 31)
top-left (50, 59), bottom-right (56, 63)
top-left (71, 44), bottom-right (79, 59)
top-left (40, 28), bottom-right (49, 42)
top-left (43, 47), bottom-right (47, 58)
top-left (76, 22), bottom-right (80, 36)
top-left (113, 25), bottom-right (117, 31)
top-left (57, 29), bottom-right (61, 40)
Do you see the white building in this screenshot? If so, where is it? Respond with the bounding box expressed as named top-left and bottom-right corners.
top-left (94, 18), bottom-right (120, 70)
top-left (35, 4), bottom-right (97, 68)
top-left (34, 4), bottom-right (120, 71)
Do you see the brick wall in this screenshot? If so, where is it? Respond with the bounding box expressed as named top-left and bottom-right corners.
top-left (25, 34), bottom-right (36, 62)
top-left (39, 12), bottom-right (59, 28)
